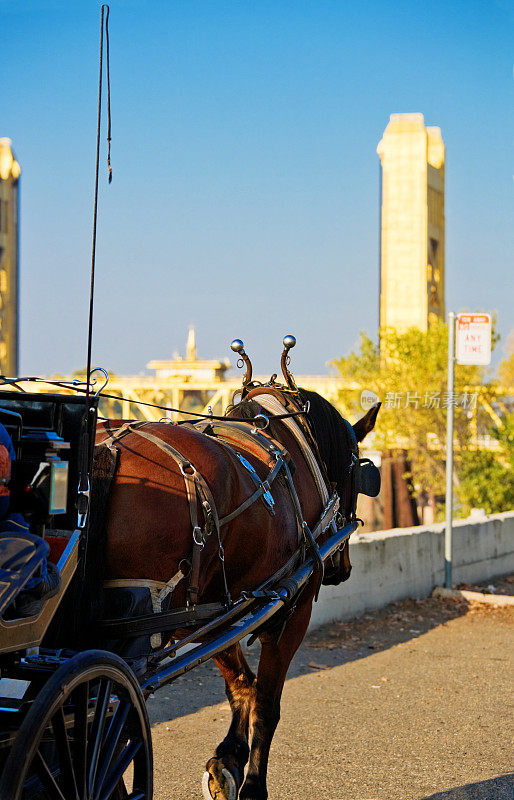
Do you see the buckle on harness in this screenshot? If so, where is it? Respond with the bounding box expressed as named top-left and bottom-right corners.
top-left (261, 480), bottom-right (275, 512)
top-left (251, 414), bottom-right (269, 434)
top-left (180, 461), bottom-right (196, 477)
top-left (193, 526), bottom-right (204, 547)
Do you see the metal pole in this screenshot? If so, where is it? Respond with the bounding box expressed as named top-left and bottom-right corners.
top-left (445, 311), bottom-right (455, 588)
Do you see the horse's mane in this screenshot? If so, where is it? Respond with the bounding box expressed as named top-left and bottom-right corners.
top-left (231, 388), bottom-right (357, 493)
top-left (297, 389), bottom-right (356, 492)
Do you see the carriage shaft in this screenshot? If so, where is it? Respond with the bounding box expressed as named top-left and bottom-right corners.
top-left (141, 520), bottom-right (357, 692)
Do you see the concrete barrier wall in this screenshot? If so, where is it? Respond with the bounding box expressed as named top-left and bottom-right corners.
top-left (309, 510), bottom-right (514, 630)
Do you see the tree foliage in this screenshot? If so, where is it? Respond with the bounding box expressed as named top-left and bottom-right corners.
top-left (456, 328), bottom-right (514, 515)
top-left (333, 322), bottom-right (500, 511)
top-left (458, 412), bottom-right (514, 514)
top-left (498, 330), bottom-right (514, 387)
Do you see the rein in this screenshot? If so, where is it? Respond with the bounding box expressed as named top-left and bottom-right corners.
top-left (0, 376), bottom-right (309, 425)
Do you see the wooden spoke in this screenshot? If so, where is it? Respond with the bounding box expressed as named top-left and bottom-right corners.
top-left (51, 707), bottom-right (80, 800)
top-left (93, 700), bottom-right (131, 800)
top-left (33, 749), bottom-right (67, 800)
top-left (73, 680), bottom-right (90, 800)
top-left (96, 740), bottom-right (142, 800)
top-left (88, 678), bottom-right (113, 795)
top-left (0, 651), bottom-right (153, 800)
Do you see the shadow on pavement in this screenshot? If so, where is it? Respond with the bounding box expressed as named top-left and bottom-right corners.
top-left (305, 594), bottom-right (471, 664)
top-left (420, 773), bottom-right (514, 799)
top-left (147, 593), bottom-right (471, 725)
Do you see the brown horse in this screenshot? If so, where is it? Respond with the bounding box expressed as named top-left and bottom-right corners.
top-left (95, 385), bottom-right (380, 800)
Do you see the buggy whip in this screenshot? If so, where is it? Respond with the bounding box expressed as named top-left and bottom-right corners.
top-left (78, 4), bottom-right (112, 529)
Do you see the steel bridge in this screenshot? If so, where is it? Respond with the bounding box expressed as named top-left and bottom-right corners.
top-left (50, 373), bottom-right (348, 421)
top-left (6, 372), bottom-right (511, 445)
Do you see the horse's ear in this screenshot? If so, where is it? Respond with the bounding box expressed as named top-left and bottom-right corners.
top-left (353, 402), bottom-right (381, 443)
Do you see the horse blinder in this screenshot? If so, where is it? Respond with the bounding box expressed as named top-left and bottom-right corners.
top-left (353, 457), bottom-right (381, 499)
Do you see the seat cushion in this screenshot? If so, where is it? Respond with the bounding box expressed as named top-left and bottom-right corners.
top-left (0, 532), bottom-right (49, 616)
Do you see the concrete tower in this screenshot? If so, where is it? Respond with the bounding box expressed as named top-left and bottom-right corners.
top-left (0, 138), bottom-right (20, 375)
top-left (377, 113), bottom-right (445, 334)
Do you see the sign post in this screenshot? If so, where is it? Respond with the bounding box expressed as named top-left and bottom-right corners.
top-left (445, 311), bottom-right (492, 588)
top-left (445, 312), bottom-right (455, 588)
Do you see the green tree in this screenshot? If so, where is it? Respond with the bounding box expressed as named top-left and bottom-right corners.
top-left (498, 330), bottom-right (514, 387)
top-left (333, 322), bottom-right (499, 513)
top-left (458, 414), bottom-right (514, 514)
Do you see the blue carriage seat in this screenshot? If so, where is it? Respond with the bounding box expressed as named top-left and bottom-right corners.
top-left (0, 531), bottom-right (49, 617)
top-left (0, 422), bottom-right (60, 617)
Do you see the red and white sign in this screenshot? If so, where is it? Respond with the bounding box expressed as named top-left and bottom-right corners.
top-left (456, 313), bottom-right (491, 365)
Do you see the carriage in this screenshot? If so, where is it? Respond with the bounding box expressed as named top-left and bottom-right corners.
top-left (0, 385), bottom-right (156, 800)
top-left (0, 6), bottom-right (384, 794)
top-left (0, 336), bottom-right (380, 800)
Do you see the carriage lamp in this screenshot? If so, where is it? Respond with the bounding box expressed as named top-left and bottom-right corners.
top-left (41, 457), bottom-right (69, 516)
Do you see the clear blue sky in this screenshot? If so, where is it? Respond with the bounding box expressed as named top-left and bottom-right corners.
top-left (2, 0), bottom-right (513, 376)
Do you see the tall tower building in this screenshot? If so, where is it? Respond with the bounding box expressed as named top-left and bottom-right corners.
top-left (0, 138), bottom-right (20, 375)
top-left (377, 113), bottom-right (445, 333)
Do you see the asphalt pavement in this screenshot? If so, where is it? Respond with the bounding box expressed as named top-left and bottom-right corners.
top-left (147, 586), bottom-right (513, 800)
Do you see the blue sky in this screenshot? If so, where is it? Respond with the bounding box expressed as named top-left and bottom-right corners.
top-left (2, 0), bottom-right (513, 376)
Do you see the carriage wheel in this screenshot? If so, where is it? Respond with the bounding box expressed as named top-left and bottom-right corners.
top-left (0, 650), bottom-right (153, 800)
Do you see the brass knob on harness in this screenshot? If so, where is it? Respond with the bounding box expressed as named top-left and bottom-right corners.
top-left (230, 339), bottom-right (245, 354)
top-left (230, 338), bottom-right (253, 391)
top-left (281, 334), bottom-right (297, 391)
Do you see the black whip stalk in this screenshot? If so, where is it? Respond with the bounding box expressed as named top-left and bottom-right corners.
top-left (86, 3), bottom-right (111, 400)
top-left (78, 4), bottom-right (112, 529)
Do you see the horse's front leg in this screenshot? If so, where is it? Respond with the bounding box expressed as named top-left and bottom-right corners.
top-left (239, 591), bottom-right (314, 800)
top-left (203, 643), bottom-right (256, 800)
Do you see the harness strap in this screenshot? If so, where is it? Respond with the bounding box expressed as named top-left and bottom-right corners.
top-left (311, 493), bottom-right (340, 539)
top-left (99, 420), bottom-right (145, 449)
top-left (219, 456), bottom-right (284, 526)
top-left (116, 424), bottom-right (227, 607)
top-left (98, 415), bottom-right (341, 613)
top-left (103, 572), bottom-right (185, 600)
top-left (188, 468), bottom-right (223, 607)
top-left (194, 418), bottom-right (291, 468)
top-left (254, 393), bottom-right (330, 504)
top-left (104, 571), bottom-right (185, 648)
top-left (195, 419), bottom-right (293, 527)
top-left (98, 422), bottom-right (226, 607)
top-left (277, 457), bottom-right (325, 594)
top-left (100, 601), bottom-right (228, 638)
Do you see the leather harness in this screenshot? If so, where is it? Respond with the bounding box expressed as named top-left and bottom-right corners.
top-left (98, 394), bottom-right (341, 613)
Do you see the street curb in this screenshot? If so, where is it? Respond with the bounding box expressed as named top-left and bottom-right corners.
top-left (432, 586), bottom-right (514, 606)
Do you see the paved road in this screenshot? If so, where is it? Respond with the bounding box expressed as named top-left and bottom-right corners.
top-left (147, 592), bottom-right (513, 800)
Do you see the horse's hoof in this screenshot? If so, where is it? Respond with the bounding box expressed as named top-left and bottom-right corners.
top-left (202, 767), bottom-right (238, 800)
